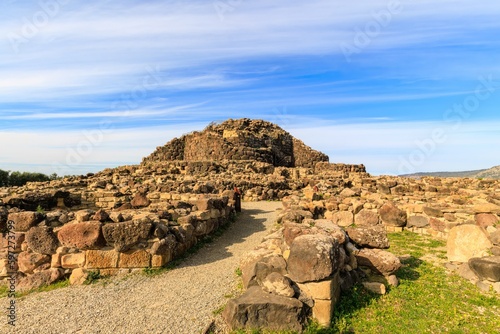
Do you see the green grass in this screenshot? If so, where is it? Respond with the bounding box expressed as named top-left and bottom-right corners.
top-left (328, 231), bottom-right (500, 334)
top-left (230, 231), bottom-right (500, 334)
top-left (0, 278), bottom-right (70, 299)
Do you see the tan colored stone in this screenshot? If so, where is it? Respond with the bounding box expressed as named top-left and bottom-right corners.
top-left (51, 253), bottom-right (62, 268)
top-left (17, 252), bottom-right (51, 274)
top-left (447, 225), bottom-right (492, 262)
top-left (69, 268), bottom-right (88, 285)
top-left (61, 253), bottom-right (86, 269)
top-left (298, 274), bottom-right (339, 301)
top-left (362, 282), bottom-right (386, 295)
top-left (329, 211), bottom-right (354, 227)
top-left (118, 250), bottom-right (150, 268)
top-left (85, 249), bottom-right (119, 269)
top-left (151, 253), bottom-right (172, 267)
top-left (474, 203), bottom-right (500, 214)
top-left (312, 299), bottom-right (334, 327)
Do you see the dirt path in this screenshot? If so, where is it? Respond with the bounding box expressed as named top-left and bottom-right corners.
top-left (1, 201), bottom-right (282, 334)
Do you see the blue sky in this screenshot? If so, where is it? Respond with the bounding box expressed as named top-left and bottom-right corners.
top-left (1, 0), bottom-right (500, 176)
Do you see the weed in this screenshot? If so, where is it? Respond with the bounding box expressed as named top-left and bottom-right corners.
top-left (213, 304), bottom-right (226, 315)
top-left (235, 267), bottom-right (242, 277)
top-left (84, 270), bottom-right (103, 285)
top-left (36, 204), bottom-right (45, 214)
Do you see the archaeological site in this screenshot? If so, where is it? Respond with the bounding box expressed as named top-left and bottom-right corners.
top-left (1, 118), bottom-right (499, 332)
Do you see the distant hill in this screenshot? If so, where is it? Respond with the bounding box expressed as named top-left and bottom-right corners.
top-left (400, 165), bottom-right (500, 179)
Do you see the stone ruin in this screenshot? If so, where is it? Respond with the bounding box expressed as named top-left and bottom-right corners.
top-left (142, 118), bottom-right (329, 168)
top-left (1, 118), bottom-right (499, 332)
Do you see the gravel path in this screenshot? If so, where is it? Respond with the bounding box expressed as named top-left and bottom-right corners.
top-left (1, 201), bottom-right (282, 334)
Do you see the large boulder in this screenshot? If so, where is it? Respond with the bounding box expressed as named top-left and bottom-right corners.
top-left (345, 225), bottom-right (389, 249)
top-left (468, 257), bottom-right (500, 282)
top-left (222, 286), bottom-right (305, 332)
top-left (354, 209), bottom-right (379, 226)
top-left (17, 252), bottom-right (51, 274)
top-left (16, 268), bottom-right (64, 292)
top-left (447, 225), bottom-right (492, 262)
top-left (355, 248), bottom-right (401, 275)
top-left (25, 226), bottom-right (59, 254)
top-left (328, 211), bottom-right (353, 227)
top-left (287, 234), bottom-right (340, 283)
top-left (102, 220), bottom-right (153, 252)
top-left (379, 202), bottom-right (407, 227)
top-left (8, 212), bottom-right (44, 232)
top-left (57, 222), bottom-right (105, 250)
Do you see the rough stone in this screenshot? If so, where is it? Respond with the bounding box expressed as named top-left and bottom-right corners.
top-left (407, 215), bottom-right (429, 228)
top-left (356, 248), bottom-right (401, 275)
top-left (362, 282), bottom-right (386, 294)
top-left (312, 299), bottom-right (334, 327)
top-left (354, 209), bottom-right (379, 226)
top-left (491, 230), bottom-right (500, 246)
top-left (16, 268), bottom-right (63, 292)
top-left (473, 203), bottom-right (500, 214)
top-left (222, 286), bottom-right (304, 332)
top-left (102, 220), bottom-right (152, 252)
top-left (328, 211), bottom-right (353, 227)
top-left (61, 253), bottom-right (86, 269)
top-left (475, 213), bottom-right (498, 228)
top-left (57, 222), bottom-right (105, 250)
top-left (314, 219), bottom-right (347, 244)
top-left (85, 249), bottom-right (119, 268)
top-left (17, 252), bottom-right (51, 274)
top-left (287, 234), bottom-right (339, 283)
top-left (131, 192), bottom-right (151, 208)
top-left (25, 226), bottom-right (59, 254)
top-left (8, 212), bottom-right (43, 232)
top-left (468, 256), bottom-right (500, 282)
top-left (423, 206), bottom-right (444, 218)
top-left (345, 225), bottom-right (389, 249)
top-left (261, 272), bottom-right (295, 297)
top-left (93, 209), bottom-right (110, 222)
top-left (447, 225), bottom-right (492, 262)
top-left (379, 202), bottom-right (407, 227)
top-left (69, 268), bottom-right (88, 285)
top-left (118, 250), bottom-right (151, 268)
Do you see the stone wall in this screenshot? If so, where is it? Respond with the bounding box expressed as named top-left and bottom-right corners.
top-left (0, 195), bottom-right (234, 290)
top-left (141, 119), bottom-right (329, 168)
top-left (223, 203), bottom-right (401, 330)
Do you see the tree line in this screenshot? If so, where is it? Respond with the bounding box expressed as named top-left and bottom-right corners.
top-left (0, 169), bottom-right (60, 187)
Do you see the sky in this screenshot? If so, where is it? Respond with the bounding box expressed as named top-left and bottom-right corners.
top-left (1, 0), bottom-right (500, 176)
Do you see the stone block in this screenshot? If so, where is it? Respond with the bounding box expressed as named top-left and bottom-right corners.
top-left (61, 253), bottom-right (86, 269)
top-left (118, 250), bottom-right (150, 268)
top-left (447, 225), bottom-right (492, 262)
top-left (57, 222), bottom-right (105, 250)
top-left (85, 249), bottom-right (119, 269)
top-left (312, 299), bottom-right (334, 327)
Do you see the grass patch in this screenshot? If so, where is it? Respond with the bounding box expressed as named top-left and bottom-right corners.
top-left (0, 278), bottom-right (71, 299)
top-left (230, 231), bottom-right (499, 334)
top-left (329, 231), bottom-right (500, 334)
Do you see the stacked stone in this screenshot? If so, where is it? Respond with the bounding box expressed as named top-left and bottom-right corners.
top-left (223, 198), bottom-right (401, 331)
top-left (141, 118), bottom-right (329, 168)
top-left (0, 195), bottom-right (233, 290)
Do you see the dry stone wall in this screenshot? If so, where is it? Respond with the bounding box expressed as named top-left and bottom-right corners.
top-left (0, 195), bottom-right (234, 291)
top-left (142, 119), bottom-right (329, 168)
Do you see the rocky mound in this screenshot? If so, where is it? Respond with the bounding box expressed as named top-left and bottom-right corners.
top-left (141, 118), bottom-right (329, 168)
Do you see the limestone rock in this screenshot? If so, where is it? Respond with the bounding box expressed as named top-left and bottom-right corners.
top-left (131, 192), bottom-right (151, 208)
top-left (8, 212), bottom-right (43, 232)
top-left (345, 225), bottom-right (389, 249)
top-left (222, 286), bottom-right (304, 332)
top-left (57, 222), bottom-right (105, 250)
top-left (447, 225), bottom-right (492, 262)
top-left (475, 213), bottom-right (498, 228)
top-left (473, 203), bottom-right (500, 214)
top-left (468, 256), bottom-right (500, 282)
top-left (356, 248), bottom-right (401, 275)
top-left (379, 202), bottom-right (407, 227)
top-left (25, 226), bottom-right (59, 255)
top-left (17, 252), bottom-right (51, 274)
top-left (407, 215), bottom-right (429, 228)
top-left (69, 268), bottom-right (88, 285)
top-left (102, 220), bottom-right (152, 252)
top-left (17, 268), bottom-right (63, 292)
top-left (354, 209), bottom-right (379, 226)
top-left (261, 272), bottom-right (295, 297)
top-left (287, 234), bottom-right (339, 283)
top-left (328, 211), bottom-right (353, 227)
top-left (362, 282), bottom-right (386, 295)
